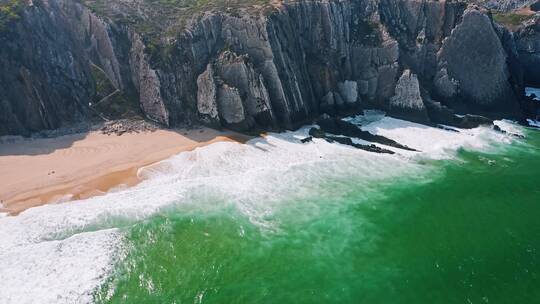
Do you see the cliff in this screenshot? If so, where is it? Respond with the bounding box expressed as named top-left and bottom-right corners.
top-left (0, 0), bottom-right (538, 136)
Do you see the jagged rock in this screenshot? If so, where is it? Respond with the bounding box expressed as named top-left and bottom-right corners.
top-left (320, 92), bottom-right (336, 114)
top-left (308, 127), bottom-right (395, 154)
top-left (0, 0), bottom-right (536, 136)
top-left (425, 98), bottom-right (494, 129)
top-left (325, 135), bottom-right (396, 154)
top-left (0, 0), bottom-right (93, 136)
top-left (129, 33), bottom-right (169, 125)
top-left (337, 81), bottom-right (359, 105)
top-left (434, 67), bottom-right (459, 99)
top-left (378, 0), bottom-right (467, 80)
top-left (197, 64), bottom-right (220, 126)
top-left (308, 127), bottom-right (326, 139)
top-left (493, 124), bottom-right (525, 138)
top-left (217, 85), bottom-right (246, 125)
top-left (213, 51), bottom-right (273, 128)
top-left (437, 8), bottom-right (520, 112)
top-left (389, 69), bottom-right (429, 123)
top-left (515, 16), bottom-right (540, 86)
top-left (437, 125), bottom-right (460, 133)
top-left (316, 117), bottom-right (417, 151)
top-left (195, 50), bottom-right (274, 131)
top-left (457, 114), bottom-right (494, 129)
top-left (301, 136), bottom-right (313, 143)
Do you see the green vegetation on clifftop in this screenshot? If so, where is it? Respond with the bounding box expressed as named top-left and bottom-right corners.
top-left (0, 0), bottom-right (25, 33)
top-left (82, 0), bottom-right (274, 64)
top-left (493, 11), bottom-right (535, 29)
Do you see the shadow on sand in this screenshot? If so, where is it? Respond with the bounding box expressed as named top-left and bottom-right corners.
top-left (0, 125), bottom-right (251, 157)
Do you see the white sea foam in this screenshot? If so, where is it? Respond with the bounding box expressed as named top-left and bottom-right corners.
top-left (527, 119), bottom-right (540, 128)
top-left (0, 229), bottom-right (122, 304)
top-left (346, 115), bottom-right (514, 160)
top-left (494, 120), bottom-right (525, 136)
top-left (0, 113), bottom-right (522, 303)
top-left (526, 87), bottom-right (540, 101)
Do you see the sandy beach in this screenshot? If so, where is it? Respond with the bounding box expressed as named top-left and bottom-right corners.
top-left (0, 127), bottom-right (249, 215)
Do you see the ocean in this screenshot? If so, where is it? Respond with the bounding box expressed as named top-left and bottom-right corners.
top-left (1, 113), bottom-right (539, 303)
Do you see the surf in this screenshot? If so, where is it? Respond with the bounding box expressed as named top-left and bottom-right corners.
top-left (0, 112), bottom-right (530, 303)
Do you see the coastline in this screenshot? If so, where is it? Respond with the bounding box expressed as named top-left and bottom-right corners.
top-left (0, 127), bottom-right (250, 215)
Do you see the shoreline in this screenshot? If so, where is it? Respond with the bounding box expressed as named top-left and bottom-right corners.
top-left (0, 127), bottom-right (250, 215)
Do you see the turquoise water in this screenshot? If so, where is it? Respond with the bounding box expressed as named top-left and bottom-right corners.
top-left (94, 129), bottom-right (540, 303)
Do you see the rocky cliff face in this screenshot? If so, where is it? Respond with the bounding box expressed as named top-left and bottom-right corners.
top-left (436, 8), bottom-right (521, 113)
top-left (0, 0), bottom-right (537, 136)
top-left (0, 0), bottom-right (93, 136)
top-left (516, 15), bottom-right (540, 86)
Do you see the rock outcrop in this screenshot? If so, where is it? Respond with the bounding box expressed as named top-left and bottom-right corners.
top-left (516, 15), bottom-right (540, 86)
top-left (0, 0), bottom-right (537, 136)
top-left (0, 1), bottom-right (93, 136)
top-left (389, 69), bottom-right (429, 122)
top-left (436, 8), bottom-right (520, 114)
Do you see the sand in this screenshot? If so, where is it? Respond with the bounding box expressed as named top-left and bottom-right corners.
top-left (0, 127), bottom-right (249, 215)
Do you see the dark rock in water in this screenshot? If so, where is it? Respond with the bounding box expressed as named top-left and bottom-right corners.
top-left (425, 99), bottom-right (494, 129)
top-left (425, 100), bottom-right (460, 127)
top-left (308, 127), bottom-right (326, 139)
top-left (457, 115), bottom-right (493, 129)
top-left (317, 117), bottom-right (365, 138)
top-left (308, 126), bottom-right (394, 154)
top-left (317, 117), bottom-right (418, 152)
top-left (493, 124), bottom-right (526, 139)
top-left (325, 136), bottom-right (395, 154)
top-left (437, 125), bottom-right (460, 133)
top-left (301, 136), bottom-right (313, 143)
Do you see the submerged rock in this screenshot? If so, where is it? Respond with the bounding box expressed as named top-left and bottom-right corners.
top-left (493, 124), bottom-right (526, 138)
top-left (300, 136), bottom-right (313, 143)
top-left (316, 117), bottom-right (418, 151)
top-left (308, 127), bottom-right (394, 154)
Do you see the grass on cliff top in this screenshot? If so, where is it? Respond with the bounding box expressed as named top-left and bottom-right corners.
top-left (0, 0), bottom-right (25, 33)
top-left (82, 0), bottom-right (277, 63)
top-left (493, 11), bottom-right (535, 30)
top-left (83, 0), bottom-right (275, 38)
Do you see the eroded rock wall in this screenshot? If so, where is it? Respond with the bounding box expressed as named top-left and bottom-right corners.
top-left (0, 0), bottom-right (533, 135)
top-left (0, 0), bottom-right (93, 136)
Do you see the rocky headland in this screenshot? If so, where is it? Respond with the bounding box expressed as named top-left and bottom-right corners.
top-left (1, 0), bottom-right (540, 137)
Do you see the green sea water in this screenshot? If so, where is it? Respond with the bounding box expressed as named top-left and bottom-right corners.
top-left (96, 129), bottom-right (540, 304)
